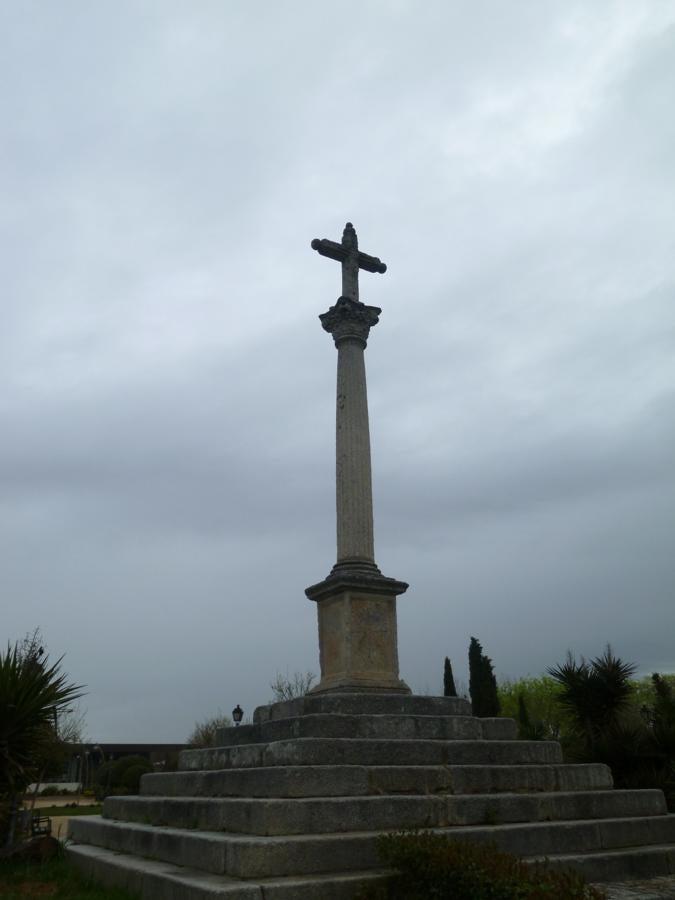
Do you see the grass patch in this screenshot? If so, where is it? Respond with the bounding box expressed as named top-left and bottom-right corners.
top-left (0, 855), bottom-right (139, 900)
top-left (36, 805), bottom-right (102, 817)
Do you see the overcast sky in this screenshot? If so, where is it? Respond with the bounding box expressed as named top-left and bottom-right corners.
top-left (2, 2), bottom-right (674, 742)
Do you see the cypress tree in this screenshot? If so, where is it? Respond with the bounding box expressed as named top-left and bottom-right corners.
top-left (443, 657), bottom-right (457, 697)
top-left (468, 636), bottom-right (500, 718)
top-left (468, 637), bottom-right (482, 713)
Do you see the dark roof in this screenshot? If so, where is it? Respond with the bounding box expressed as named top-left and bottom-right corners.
top-left (66, 743), bottom-right (187, 752)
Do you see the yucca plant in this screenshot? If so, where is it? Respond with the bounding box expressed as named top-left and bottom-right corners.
top-left (547, 646), bottom-right (636, 755)
top-left (0, 642), bottom-right (84, 848)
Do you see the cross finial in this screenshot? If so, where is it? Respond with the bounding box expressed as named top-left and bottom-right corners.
top-left (312, 222), bottom-right (386, 303)
top-left (342, 222), bottom-right (357, 250)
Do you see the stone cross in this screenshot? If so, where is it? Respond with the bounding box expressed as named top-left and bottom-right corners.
top-left (311, 222), bottom-right (386, 303)
top-left (306, 222), bottom-right (409, 695)
top-left (311, 223), bottom-right (386, 570)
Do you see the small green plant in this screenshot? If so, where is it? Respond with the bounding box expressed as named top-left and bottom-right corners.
top-left (357, 832), bottom-right (606, 900)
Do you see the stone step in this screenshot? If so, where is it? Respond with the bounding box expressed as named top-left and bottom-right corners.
top-left (68, 843), bottom-right (260, 898)
top-left (104, 790), bottom-right (666, 835)
top-left (209, 713), bottom-right (516, 748)
top-left (67, 843), bottom-right (391, 900)
top-left (142, 761), bottom-right (612, 799)
top-left (529, 844), bottom-right (675, 884)
top-left (446, 790), bottom-right (666, 826)
top-left (68, 832), bottom-right (675, 898)
top-left (143, 763), bottom-right (455, 798)
top-left (104, 795), bottom-right (443, 835)
top-left (69, 814), bottom-right (675, 878)
top-left (252, 692), bottom-right (472, 724)
top-left (180, 737), bottom-right (563, 771)
top-left (69, 817), bottom-right (378, 877)
top-left (452, 816), bottom-right (675, 860)
top-left (448, 762), bottom-right (613, 795)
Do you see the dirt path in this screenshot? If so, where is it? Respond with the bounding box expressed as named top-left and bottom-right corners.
top-left (26, 794), bottom-right (99, 841)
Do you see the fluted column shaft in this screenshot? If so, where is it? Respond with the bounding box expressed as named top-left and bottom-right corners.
top-left (335, 336), bottom-right (374, 564)
top-left (319, 296), bottom-right (382, 574)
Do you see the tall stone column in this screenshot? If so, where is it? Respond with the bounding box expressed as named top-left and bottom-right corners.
top-left (331, 299), bottom-right (377, 572)
top-left (306, 224), bottom-right (410, 695)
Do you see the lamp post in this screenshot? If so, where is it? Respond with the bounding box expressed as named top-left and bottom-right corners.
top-left (232, 705), bottom-right (243, 727)
top-left (92, 745), bottom-right (104, 788)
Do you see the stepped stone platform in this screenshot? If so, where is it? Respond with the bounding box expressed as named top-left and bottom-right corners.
top-left (68, 693), bottom-right (675, 899)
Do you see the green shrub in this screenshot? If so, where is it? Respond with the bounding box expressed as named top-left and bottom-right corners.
top-left (94, 756), bottom-right (152, 800)
top-left (499, 676), bottom-right (571, 743)
top-left (41, 785), bottom-right (60, 795)
top-left (542, 651), bottom-right (675, 812)
top-left (358, 832), bottom-right (606, 900)
top-left (121, 763), bottom-right (152, 794)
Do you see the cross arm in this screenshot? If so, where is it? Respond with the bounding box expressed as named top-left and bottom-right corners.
top-left (311, 238), bottom-right (387, 274)
top-left (311, 238), bottom-right (346, 263)
top-left (357, 250), bottom-right (387, 274)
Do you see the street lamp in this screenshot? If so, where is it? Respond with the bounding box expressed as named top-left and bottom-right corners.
top-left (232, 704), bottom-right (243, 726)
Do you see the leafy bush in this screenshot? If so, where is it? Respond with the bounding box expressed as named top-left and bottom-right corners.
top-left (358, 832), bottom-right (606, 900)
top-left (41, 785), bottom-right (60, 796)
top-left (543, 649), bottom-right (675, 811)
top-left (94, 756), bottom-right (152, 800)
top-left (121, 763), bottom-right (151, 794)
top-left (499, 676), bottom-right (571, 742)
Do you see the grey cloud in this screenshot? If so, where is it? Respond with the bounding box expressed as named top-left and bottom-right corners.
top-left (1, 3), bottom-right (674, 740)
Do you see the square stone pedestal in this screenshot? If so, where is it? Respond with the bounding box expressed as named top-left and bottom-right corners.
top-left (305, 570), bottom-right (410, 694)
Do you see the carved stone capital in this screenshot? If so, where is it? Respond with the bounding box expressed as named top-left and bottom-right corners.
top-left (320, 296), bottom-right (381, 348)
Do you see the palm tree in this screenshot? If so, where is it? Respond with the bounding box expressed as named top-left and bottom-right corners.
top-left (547, 645), bottom-right (636, 755)
top-left (0, 642), bottom-right (84, 848)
